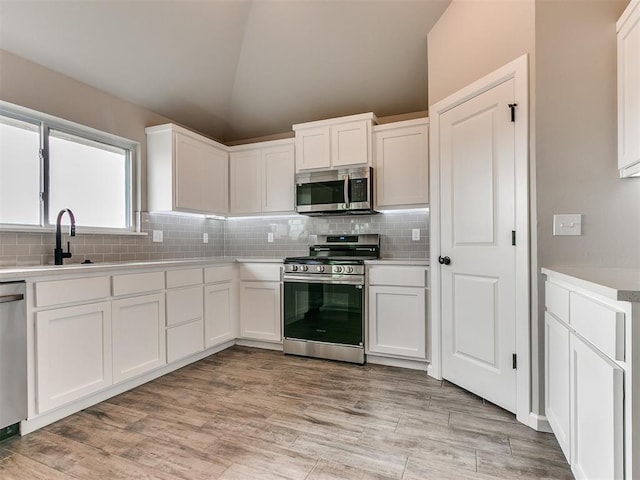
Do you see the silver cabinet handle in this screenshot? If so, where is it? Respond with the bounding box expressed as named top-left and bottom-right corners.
top-left (343, 174), bottom-right (350, 208)
top-left (0, 294), bottom-right (24, 303)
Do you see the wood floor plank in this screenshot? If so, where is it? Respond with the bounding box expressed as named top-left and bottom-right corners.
top-left (4, 346), bottom-right (572, 480)
top-left (0, 452), bottom-right (76, 480)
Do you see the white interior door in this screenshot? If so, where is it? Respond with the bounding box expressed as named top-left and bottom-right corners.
top-left (440, 78), bottom-right (517, 413)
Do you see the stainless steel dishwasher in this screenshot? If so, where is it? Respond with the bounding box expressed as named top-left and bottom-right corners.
top-left (0, 281), bottom-right (26, 440)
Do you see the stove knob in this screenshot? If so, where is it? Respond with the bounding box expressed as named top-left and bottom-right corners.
top-left (300, 265), bottom-right (308, 272)
top-left (345, 266), bottom-right (354, 273)
top-left (291, 265), bottom-right (298, 272)
top-left (335, 266), bottom-right (343, 273)
top-left (316, 265), bottom-right (325, 272)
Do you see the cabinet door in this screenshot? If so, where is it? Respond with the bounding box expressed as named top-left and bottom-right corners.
top-left (112, 293), bottom-right (166, 383)
top-left (263, 145), bottom-right (295, 213)
top-left (331, 120), bottom-right (369, 167)
top-left (375, 123), bottom-right (429, 207)
top-left (204, 282), bottom-right (235, 347)
top-left (295, 126), bottom-right (330, 171)
top-left (618, 1), bottom-right (640, 176)
top-left (368, 285), bottom-right (426, 358)
top-left (239, 281), bottom-right (281, 342)
top-left (544, 312), bottom-right (571, 461)
top-left (570, 334), bottom-right (624, 480)
top-left (174, 132), bottom-right (210, 213)
top-left (230, 149), bottom-right (262, 214)
top-left (203, 144), bottom-right (229, 214)
top-left (36, 302), bottom-right (112, 413)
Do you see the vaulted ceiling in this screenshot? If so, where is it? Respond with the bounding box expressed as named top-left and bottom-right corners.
top-left (0, 0), bottom-right (451, 142)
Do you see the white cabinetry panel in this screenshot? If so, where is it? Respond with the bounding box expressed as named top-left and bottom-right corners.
top-left (204, 282), bottom-right (235, 347)
top-left (570, 334), bottom-right (624, 480)
top-left (544, 312), bottom-right (571, 461)
top-left (239, 282), bottom-right (281, 342)
top-left (617, 0), bottom-right (640, 177)
top-left (374, 119), bottom-right (429, 208)
top-left (35, 302), bottom-right (112, 413)
top-left (112, 293), bottom-right (165, 383)
top-left (368, 285), bottom-right (425, 358)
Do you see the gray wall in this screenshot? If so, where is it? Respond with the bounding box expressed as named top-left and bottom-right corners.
top-left (427, 0), bottom-right (637, 416)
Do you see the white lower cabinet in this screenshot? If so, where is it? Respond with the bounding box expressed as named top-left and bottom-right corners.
top-left (543, 272), bottom-right (634, 479)
top-left (35, 302), bottom-right (112, 413)
top-left (570, 334), bottom-right (624, 480)
top-left (204, 282), bottom-right (235, 347)
top-left (112, 293), bottom-right (166, 383)
top-left (166, 286), bottom-right (204, 363)
top-left (367, 265), bottom-right (428, 361)
top-left (239, 281), bottom-right (281, 342)
top-left (368, 285), bottom-right (426, 358)
top-left (544, 312), bottom-right (571, 460)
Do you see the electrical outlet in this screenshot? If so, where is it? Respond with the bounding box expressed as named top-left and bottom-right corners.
top-left (203, 233), bottom-right (209, 244)
top-left (267, 232), bottom-right (274, 243)
top-left (152, 230), bottom-right (163, 242)
top-left (553, 214), bottom-right (582, 236)
top-left (412, 228), bottom-right (420, 241)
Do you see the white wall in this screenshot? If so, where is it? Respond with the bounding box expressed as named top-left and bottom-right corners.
top-left (427, 0), bottom-right (637, 417)
top-left (0, 50), bottom-right (173, 212)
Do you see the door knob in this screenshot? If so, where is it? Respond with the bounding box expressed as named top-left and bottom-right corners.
top-left (438, 256), bottom-right (451, 265)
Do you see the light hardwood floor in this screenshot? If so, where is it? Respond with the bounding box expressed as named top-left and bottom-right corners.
top-left (0, 346), bottom-right (573, 479)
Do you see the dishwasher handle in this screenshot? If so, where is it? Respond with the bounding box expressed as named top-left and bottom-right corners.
top-left (0, 294), bottom-right (24, 304)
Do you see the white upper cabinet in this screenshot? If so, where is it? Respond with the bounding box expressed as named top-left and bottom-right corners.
top-left (374, 118), bottom-right (429, 208)
top-left (617, 0), bottom-right (640, 177)
top-left (229, 139), bottom-right (295, 215)
top-left (293, 113), bottom-right (376, 172)
top-left (146, 123), bottom-right (229, 214)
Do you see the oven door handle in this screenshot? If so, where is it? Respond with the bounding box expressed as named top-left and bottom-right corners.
top-left (283, 274), bottom-right (364, 286)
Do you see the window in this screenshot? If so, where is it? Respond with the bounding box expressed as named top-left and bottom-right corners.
top-left (0, 105), bottom-right (137, 231)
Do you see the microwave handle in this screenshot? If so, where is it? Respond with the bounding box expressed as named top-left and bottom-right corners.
top-left (343, 174), bottom-right (350, 208)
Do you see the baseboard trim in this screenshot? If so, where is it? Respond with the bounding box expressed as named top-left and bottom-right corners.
top-left (527, 412), bottom-right (553, 433)
top-left (366, 354), bottom-right (428, 371)
top-left (235, 338), bottom-right (283, 351)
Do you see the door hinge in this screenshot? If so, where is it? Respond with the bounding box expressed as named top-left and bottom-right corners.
top-left (512, 353), bottom-right (517, 369)
top-left (512, 230), bottom-right (516, 246)
top-left (508, 103), bottom-right (517, 122)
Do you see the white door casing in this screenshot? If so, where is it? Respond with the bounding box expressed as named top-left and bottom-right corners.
top-left (429, 54), bottom-right (530, 424)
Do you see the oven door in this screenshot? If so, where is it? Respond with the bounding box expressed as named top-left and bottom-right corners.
top-left (283, 274), bottom-right (364, 347)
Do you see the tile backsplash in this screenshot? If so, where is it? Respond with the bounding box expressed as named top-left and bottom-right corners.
top-left (224, 211), bottom-right (429, 259)
top-left (0, 210), bottom-right (428, 267)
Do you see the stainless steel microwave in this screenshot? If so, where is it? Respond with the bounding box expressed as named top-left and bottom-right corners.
top-left (295, 166), bottom-right (375, 216)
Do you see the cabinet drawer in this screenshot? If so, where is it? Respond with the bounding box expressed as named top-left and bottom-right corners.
top-left (569, 293), bottom-right (625, 361)
top-left (166, 319), bottom-right (204, 363)
top-left (166, 268), bottom-right (202, 288)
top-left (35, 276), bottom-right (110, 308)
top-left (239, 263), bottom-right (281, 282)
top-left (204, 265), bottom-right (234, 284)
top-left (112, 271), bottom-right (165, 296)
top-left (166, 286), bottom-right (203, 326)
top-left (368, 266), bottom-right (426, 287)
top-left (545, 281), bottom-right (569, 324)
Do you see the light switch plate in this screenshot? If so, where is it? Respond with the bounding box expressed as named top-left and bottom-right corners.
top-left (412, 228), bottom-right (420, 241)
top-left (203, 233), bottom-right (209, 244)
top-left (267, 232), bottom-right (274, 243)
top-left (152, 230), bottom-right (163, 242)
top-left (553, 214), bottom-right (582, 236)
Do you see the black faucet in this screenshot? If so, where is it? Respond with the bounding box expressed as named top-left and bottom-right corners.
top-left (54, 208), bottom-right (76, 265)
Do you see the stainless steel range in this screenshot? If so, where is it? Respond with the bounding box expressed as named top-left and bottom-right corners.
top-left (283, 234), bottom-right (380, 364)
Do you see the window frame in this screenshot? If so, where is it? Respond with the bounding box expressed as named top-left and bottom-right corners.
top-left (0, 102), bottom-right (140, 234)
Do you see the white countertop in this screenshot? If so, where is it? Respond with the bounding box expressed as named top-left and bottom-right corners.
top-left (542, 266), bottom-right (640, 302)
top-left (0, 257), bottom-right (238, 282)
